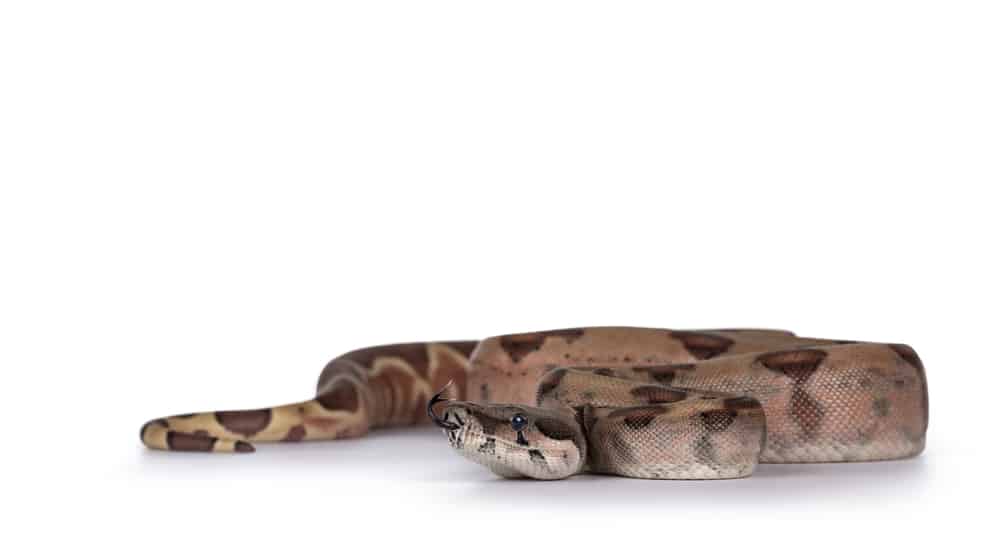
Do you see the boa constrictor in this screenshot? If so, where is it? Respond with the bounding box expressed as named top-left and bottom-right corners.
top-left (140, 327), bottom-right (928, 480)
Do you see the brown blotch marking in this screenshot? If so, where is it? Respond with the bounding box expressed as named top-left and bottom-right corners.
top-left (790, 388), bottom-right (825, 438)
top-left (624, 412), bottom-right (656, 436)
top-left (535, 417), bottom-right (578, 441)
top-left (341, 342), bottom-right (431, 377)
top-left (442, 340), bottom-right (479, 358)
top-left (368, 364), bottom-right (418, 423)
top-left (528, 449), bottom-right (547, 469)
top-left (758, 349), bottom-right (828, 438)
top-left (536, 368), bottom-right (568, 401)
top-left (499, 328), bottom-right (585, 363)
top-left (592, 367), bottom-right (616, 377)
top-left (411, 389), bottom-right (430, 425)
top-left (670, 331), bottom-right (734, 360)
top-left (611, 406), bottom-right (668, 430)
top-left (479, 383), bottom-right (490, 402)
top-left (315, 358), bottom-right (366, 394)
top-left (888, 343), bottom-right (928, 432)
top-left (694, 434), bottom-right (716, 464)
top-left (283, 424), bottom-right (307, 442)
top-left (478, 437), bottom-right (496, 455)
top-left (873, 397), bottom-right (891, 418)
top-left (166, 430), bottom-right (217, 452)
top-left (632, 363), bottom-right (695, 386)
top-left (723, 396), bottom-right (761, 411)
top-left (469, 410), bottom-right (502, 436)
top-left (234, 441), bottom-right (255, 453)
top-left (701, 409), bottom-right (737, 432)
top-left (758, 349), bottom-right (827, 383)
top-left (214, 409), bottom-right (273, 438)
top-left (630, 386), bottom-right (687, 404)
top-left (316, 380), bottom-right (360, 412)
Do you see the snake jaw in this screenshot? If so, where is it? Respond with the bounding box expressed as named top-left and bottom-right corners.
top-left (445, 425), bottom-right (464, 449)
top-left (435, 402), bottom-right (586, 480)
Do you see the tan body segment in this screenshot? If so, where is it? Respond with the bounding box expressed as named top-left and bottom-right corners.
top-left (140, 327), bottom-right (927, 480)
top-left (141, 340), bottom-right (477, 453)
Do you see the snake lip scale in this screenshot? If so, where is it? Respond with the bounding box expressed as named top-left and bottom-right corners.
top-left (139, 327), bottom-right (928, 480)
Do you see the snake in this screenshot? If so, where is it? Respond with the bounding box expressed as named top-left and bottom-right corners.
top-left (139, 327), bottom-right (928, 480)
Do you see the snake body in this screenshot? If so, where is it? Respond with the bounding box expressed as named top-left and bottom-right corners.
top-left (140, 327), bottom-right (928, 480)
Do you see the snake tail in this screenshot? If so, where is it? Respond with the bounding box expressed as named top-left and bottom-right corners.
top-left (140, 340), bottom-right (479, 453)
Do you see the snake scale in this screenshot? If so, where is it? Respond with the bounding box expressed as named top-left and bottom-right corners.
top-left (140, 327), bottom-right (928, 480)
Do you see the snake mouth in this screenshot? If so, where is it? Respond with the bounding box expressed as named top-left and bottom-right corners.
top-left (433, 404), bottom-right (582, 480)
top-left (442, 409), bottom-right (471, 450)
top-left (443, 425), bottom-right (551, 479)
top-left (446, 426), bottom-right (465, 450)
top-left (433, 404), bottom-right (488, 454)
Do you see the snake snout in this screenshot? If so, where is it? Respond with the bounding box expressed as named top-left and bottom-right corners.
top-left (440, 405), bottom-right (471, 448)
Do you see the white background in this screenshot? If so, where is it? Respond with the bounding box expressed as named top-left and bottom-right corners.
top-left (1, 1), bottom-right (995, 550)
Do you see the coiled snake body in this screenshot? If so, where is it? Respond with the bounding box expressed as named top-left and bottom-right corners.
top-left (140, 327), bottom-right (928, 480)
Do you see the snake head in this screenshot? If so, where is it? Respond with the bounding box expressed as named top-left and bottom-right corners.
top-left (429, 398), bottom-right (587, 480)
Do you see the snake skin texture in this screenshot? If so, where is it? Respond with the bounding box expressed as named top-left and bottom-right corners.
top-left (140, 327), bottom-right (928, 480)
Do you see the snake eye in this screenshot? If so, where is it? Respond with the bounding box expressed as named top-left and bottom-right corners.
top-left (510, 413), bottom-right (529, 431)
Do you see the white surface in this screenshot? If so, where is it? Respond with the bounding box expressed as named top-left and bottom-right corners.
top-left (1, 2), bottom-right (995, 550)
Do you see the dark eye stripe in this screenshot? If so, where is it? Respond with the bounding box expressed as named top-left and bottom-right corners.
top-left (534, 418), bottom-right (577, 441)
